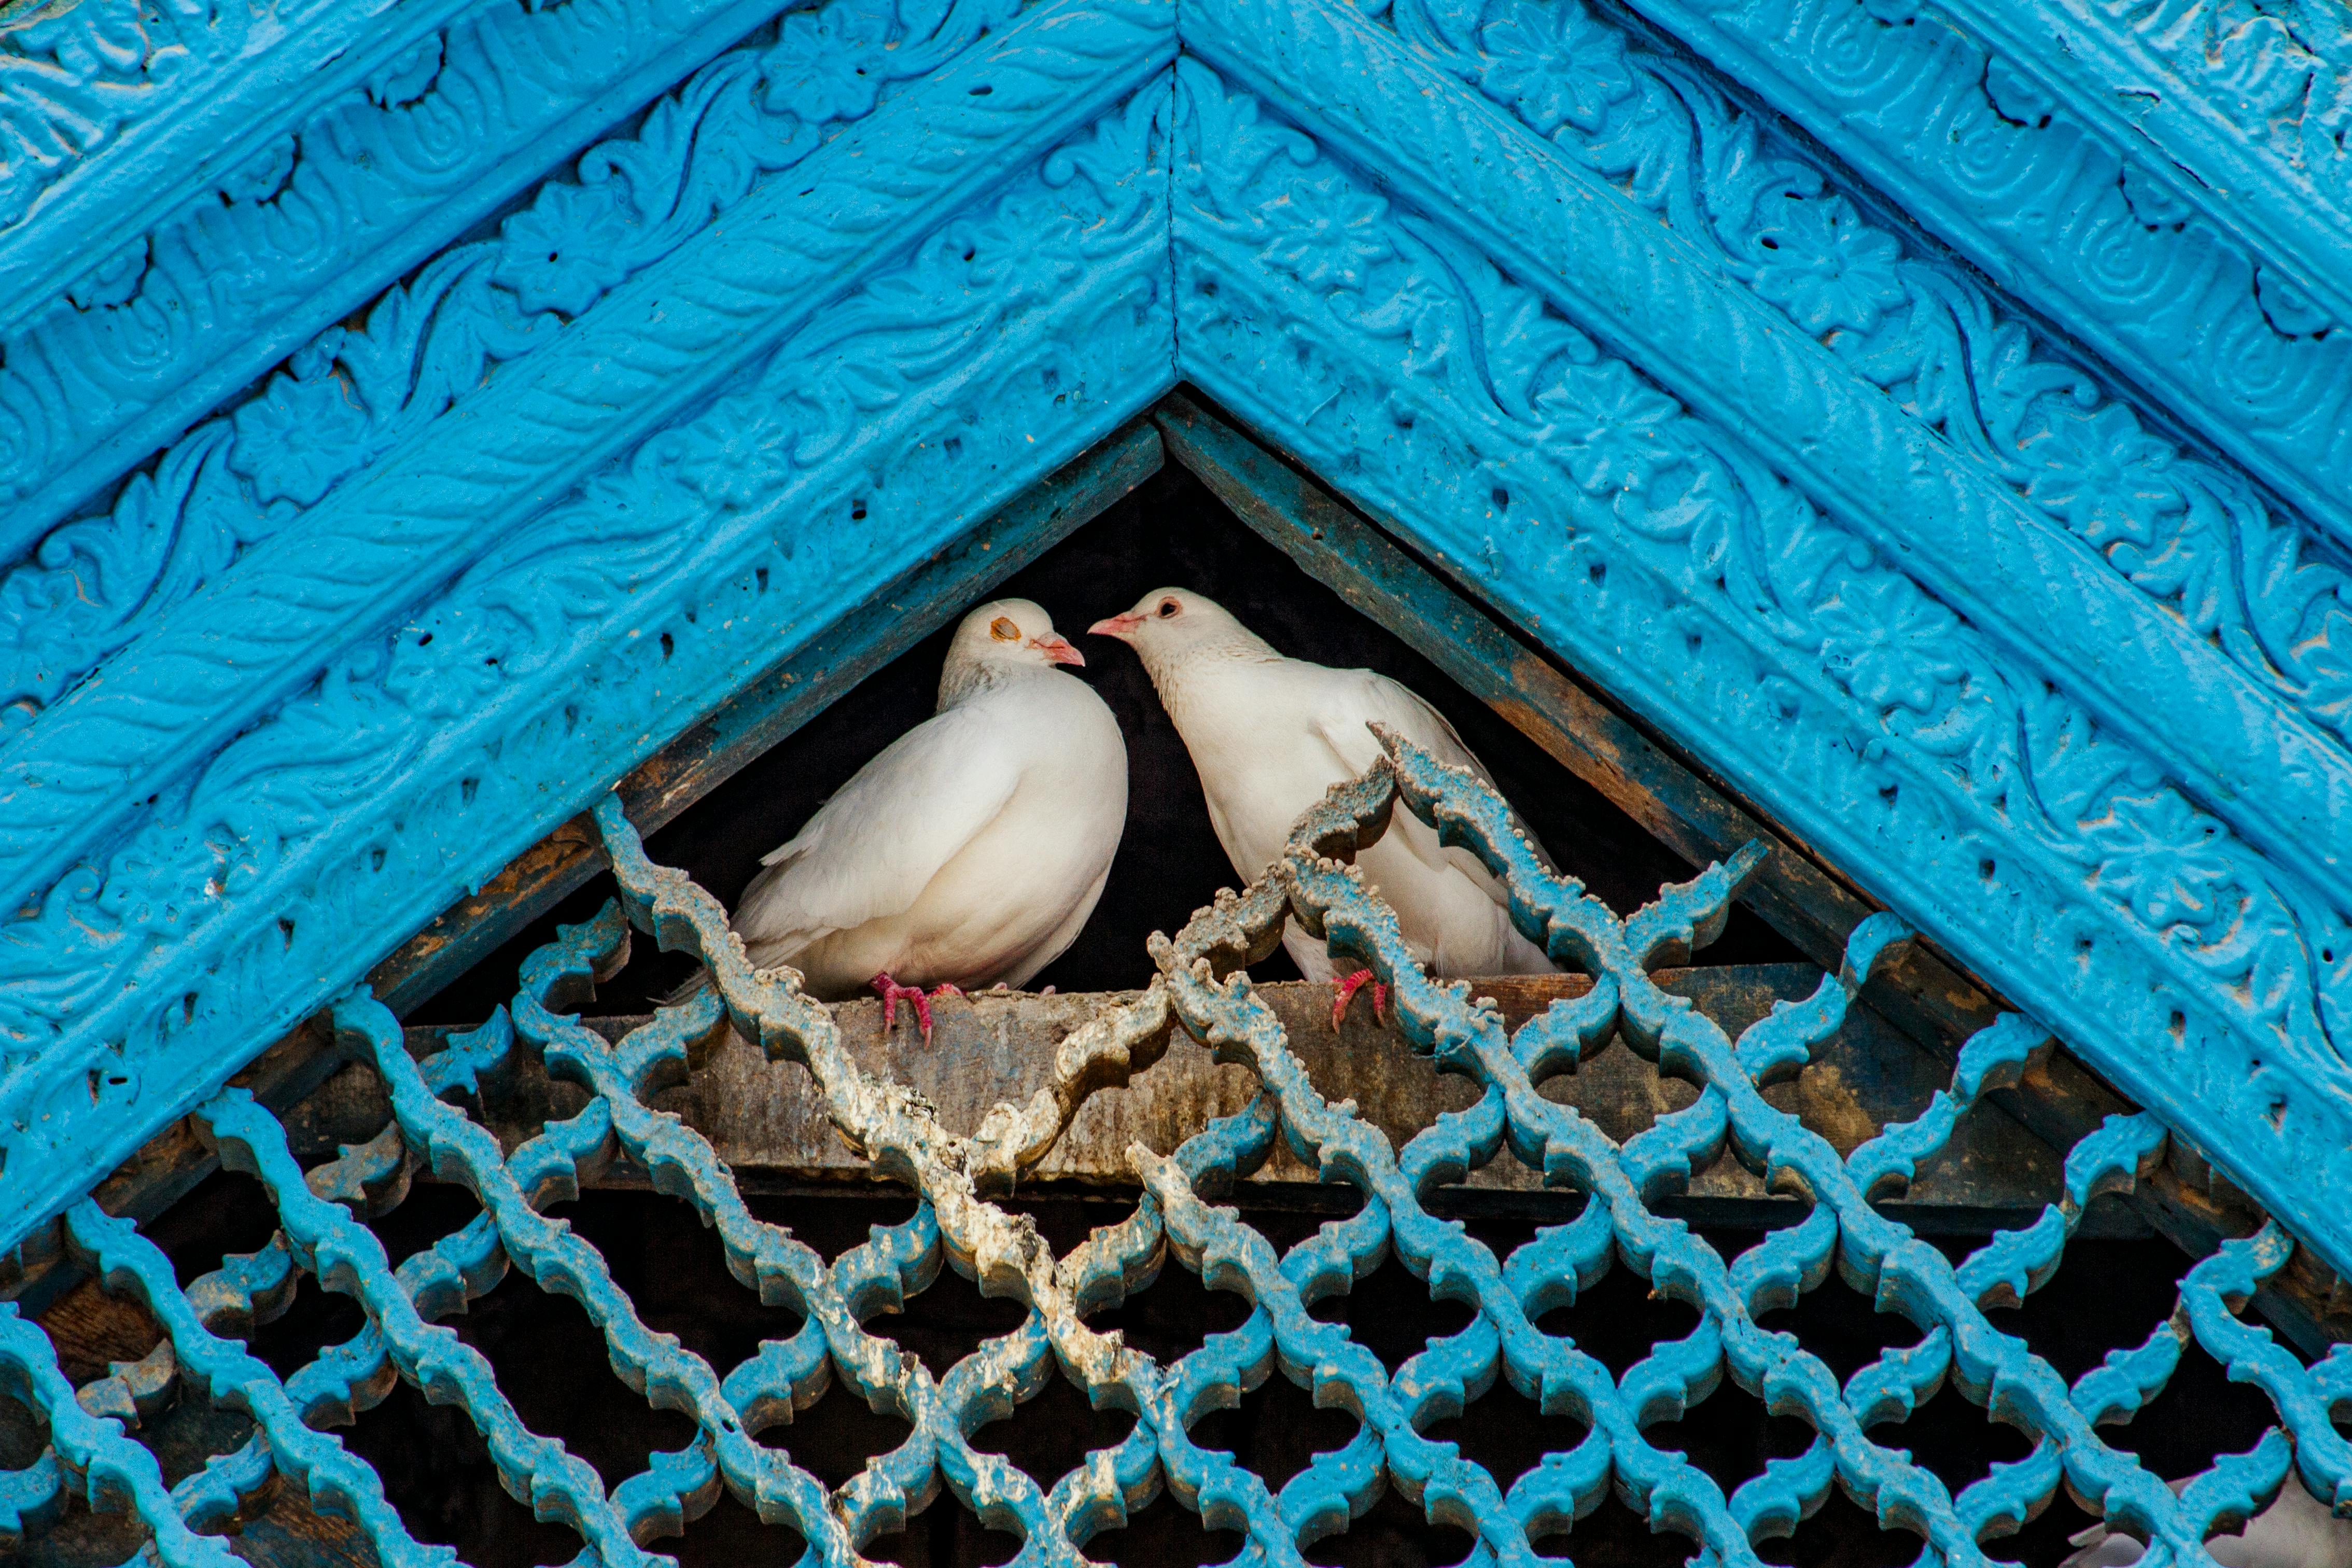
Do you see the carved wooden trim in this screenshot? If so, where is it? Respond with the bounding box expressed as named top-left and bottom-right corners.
top-left (0, 0), bottom-right (807, 543)
top-left (1170, 68), bottom-right (2352, 1272)
top-left (379, 972), bottom-right (2083, 1216)
top-left (7, 0), bottom-right (2352, 1300)
top-left (1616, 0), bottom-right (2352, 545)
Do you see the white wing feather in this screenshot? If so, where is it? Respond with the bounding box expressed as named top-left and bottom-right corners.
top-left (1306, 669), bottom-right (1557, 871)
top-left (733, 702), bottom-right (1023, 954)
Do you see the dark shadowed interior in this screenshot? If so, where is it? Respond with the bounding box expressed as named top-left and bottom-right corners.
top-left (15, 465), bottom-right (2276, 1568)
top-left (76, 1172), bottom-right (2271, 1568)
top-left (416, 458), bottom-right (1799, 1025)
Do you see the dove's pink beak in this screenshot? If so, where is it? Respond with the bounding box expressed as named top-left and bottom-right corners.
top-left (1030, 634), bottom-right (1085, 667)
top-left (1088, 611), bottom-right (1143, 640)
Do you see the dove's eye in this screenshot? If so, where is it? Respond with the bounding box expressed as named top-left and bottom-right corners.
top-left (1157, 599), bottom-right (1180, 618)
top-left (989, 616), bottom-right (1021, 641)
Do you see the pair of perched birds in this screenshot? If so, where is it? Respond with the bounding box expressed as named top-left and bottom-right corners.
top-left (730, 600), bottom-right (2352, 1568)
top-left (722, 589), bottom-right (1554, 1037)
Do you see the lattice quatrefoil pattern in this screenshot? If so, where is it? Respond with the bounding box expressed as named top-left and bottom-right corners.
top-left (4, 731), bottom-right (2350, 1567)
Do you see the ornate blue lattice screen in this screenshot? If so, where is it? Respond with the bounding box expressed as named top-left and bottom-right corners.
top-left (4, 734), bottom-right (2347, 1567)
top-left (14, 0), bottom-right (2352, 1335)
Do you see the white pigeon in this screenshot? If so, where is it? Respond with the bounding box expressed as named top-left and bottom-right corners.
top-left (2060, 1478), bottom-right (2352, 1568)
top-left (1089, 587), bottom-right (1556, 1023)
top-left (724, 598), bottom-right (1127, 1039)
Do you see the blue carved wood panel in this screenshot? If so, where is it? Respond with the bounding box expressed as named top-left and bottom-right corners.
top-left (7, 750), bottom-right (2346, 1564)
top-left (5, 0), bottom-right (2352, 1349)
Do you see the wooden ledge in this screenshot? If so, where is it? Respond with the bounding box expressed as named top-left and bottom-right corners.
top-left (274, 965), bottom-right (2096, 1230)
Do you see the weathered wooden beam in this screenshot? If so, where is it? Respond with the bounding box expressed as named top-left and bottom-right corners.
top-left (282, 967), bottom-right (2114, 1232)
top-left (0, 424), bottom-right (1165, 1316)
top-left (1152, 391), bottom-right (2350, 1348)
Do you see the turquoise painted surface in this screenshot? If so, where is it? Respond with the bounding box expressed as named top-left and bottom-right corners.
top-left (10, 748), bottom-right (2345, 1564)
top-left (4, 0), bottom-right (2352, 1294)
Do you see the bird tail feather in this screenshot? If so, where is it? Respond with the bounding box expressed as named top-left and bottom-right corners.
top-left (654, 967), bottom-right (713, 1008)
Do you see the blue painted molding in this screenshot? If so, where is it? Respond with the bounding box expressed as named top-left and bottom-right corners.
top-left (0, 27), bottom-right (1174, 1241)
top-left (0, 0), bottom-right (810, 548)
top-left (1167, 49), bottom-right (2352, 1273)
top-left (0, 0), bottom-right (508, 332)
top-left (1610, 0), bottom-right (2352, 553)
top-left (0, 0), bottom-right (1036, 731)
top-left (8, 0), bottom-right (2352, 1288)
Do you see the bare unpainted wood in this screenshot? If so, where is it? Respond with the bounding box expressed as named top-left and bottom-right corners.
top-left (298, 967), bottom-right (2097, 1229)
top-left (32, 1279), bottom-right (162, 1389)
top-left (670, 969), bottom-right (2078, 1219)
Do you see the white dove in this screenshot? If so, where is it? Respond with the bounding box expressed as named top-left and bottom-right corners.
top-left (1089, 587), bottom-right (1555, 1024)
top-left (2060, 1479), bottom-right (2352, 1568)
top-left (724, 598), bottom-right (1126, 1040)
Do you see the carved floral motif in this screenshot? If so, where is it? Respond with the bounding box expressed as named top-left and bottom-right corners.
top-left (1173, 57), bottom-right (2352, 1262)
top-left (0, 0), bottom-right (1019, 730)
top-left (761, 0), bottom-right (897, 120)
top-left (495, 185), bottom-right (641, 319)
top-left (1366, 0), bottom-right (2352, 773)
top-left (1745, 191), bottom-right (1907, 335)
top-left (229, 351), bottom-right (377, 510)
top-left (0, 72), bottom-right (1172, 1229)
top-left (1473, 0), bottom-right (1631, 130)
top-left (2018, 401), bottom-right (2185, 551)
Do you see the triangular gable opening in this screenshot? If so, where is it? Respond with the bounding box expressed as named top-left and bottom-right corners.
top-left (417, 421), bottom-right (1801, 1022)
top-left (8, 394), bottom-right (2347, 1568)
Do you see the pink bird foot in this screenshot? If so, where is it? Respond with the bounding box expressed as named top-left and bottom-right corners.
top-left (872, 973), bottom-right (937, 1045)
top-left (1331, 969), bottom-right (1389, 1030)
